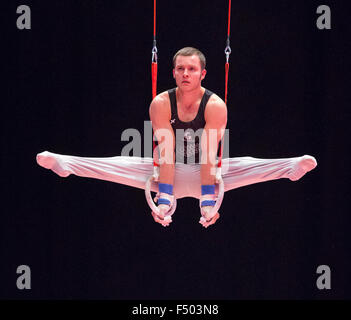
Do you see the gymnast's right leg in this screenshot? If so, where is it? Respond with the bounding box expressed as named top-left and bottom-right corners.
top-left (36, 151), bottom-right (154, 191)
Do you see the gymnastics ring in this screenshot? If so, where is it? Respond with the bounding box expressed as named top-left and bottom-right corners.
top-left (199, 173), bottom-right (225, 223)
top-left (145, 175), bottom-right (177, 221)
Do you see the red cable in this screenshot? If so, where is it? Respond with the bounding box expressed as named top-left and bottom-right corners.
top-left (219, 0), bottom-right (231, 169)
top-left (152, 0), bottom-right (159, 167)
top-left (225, 62), bottom-right (229, 105)
top-left (227, 0), bottom-right (231, 37)
top-left (152, 63), bottom-right (157, 99)
top-left (153, 0), bottom-right (156, 38)
top-left (152, 61), bottom-right (158, 167)
top-left (152, 0), bottom-right (157, 99)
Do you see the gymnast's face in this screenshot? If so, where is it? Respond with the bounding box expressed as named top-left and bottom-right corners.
top-left (173, 55), bottom-right (207, 91)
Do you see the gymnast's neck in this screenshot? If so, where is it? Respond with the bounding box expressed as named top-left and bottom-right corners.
top-left (175, 86), bottom-right (206, 112)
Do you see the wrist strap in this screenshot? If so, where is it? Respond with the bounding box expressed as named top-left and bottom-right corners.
top-left (201, 184), bottom-right (215, 195)
top-left (201, 184), bottom-right (216, 207)
top-left (158, 183), bottom-right (174, 206)
top-left (159, 183), bottom-right (173, 195)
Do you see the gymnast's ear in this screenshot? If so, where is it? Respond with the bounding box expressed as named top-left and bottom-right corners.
top-left (201, 68), bottom-right (207, 80)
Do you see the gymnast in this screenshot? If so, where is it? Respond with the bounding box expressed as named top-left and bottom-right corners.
top-left (36, 47), bottom-right (317, 228)
top-left (150, 47), bottom-right (228, 227)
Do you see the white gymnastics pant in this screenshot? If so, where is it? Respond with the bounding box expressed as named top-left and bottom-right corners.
top-left (36, 151), bottom-right (317, 199)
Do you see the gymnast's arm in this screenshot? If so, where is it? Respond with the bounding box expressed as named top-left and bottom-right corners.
top-left (201, 97), bottom-right (227, 185)
top-left (149, 94), bottom-right (175, 185)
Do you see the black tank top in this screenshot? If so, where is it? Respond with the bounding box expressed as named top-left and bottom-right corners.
top-left (168, 87), bottom-right (213, 164)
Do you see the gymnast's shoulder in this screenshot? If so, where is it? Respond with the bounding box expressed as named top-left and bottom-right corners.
top-left (149, 91), bottom-right (171, 119)
top-left (149, 91), bottom-right (170, 107)
top-left (205, 93), bottom-right (228, 120)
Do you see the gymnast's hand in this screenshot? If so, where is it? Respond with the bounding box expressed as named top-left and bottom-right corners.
top-left (151, 204), bottom-right (172, 227)
top-left (199, 206), bottom-right (220, 228)
top-left (151, 183), bottom-right (174, 227)
top-left (199, 185), bottom-right (220, 228)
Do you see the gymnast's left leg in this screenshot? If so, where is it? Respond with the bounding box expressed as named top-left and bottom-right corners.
top-left (196, 154), bottom-right (317, 228)
top-left (221, 154), bottom-right (317, 192)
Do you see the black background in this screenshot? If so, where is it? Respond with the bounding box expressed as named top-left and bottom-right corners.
top-left (2, 0), bottom-right (350, 300)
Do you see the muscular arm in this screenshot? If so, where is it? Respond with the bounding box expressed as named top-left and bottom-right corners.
top-left (200, 98), bottom-right (227, 185)
top-left (149, 95), bottom-right (175, 185)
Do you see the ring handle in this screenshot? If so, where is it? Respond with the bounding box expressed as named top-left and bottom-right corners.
top-left (145, 175), bottom-right (177, 220)
top-left (199, 176), bottom-right (224, 222)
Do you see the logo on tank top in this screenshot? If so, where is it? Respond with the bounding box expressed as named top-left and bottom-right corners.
top-left (170, 119), bottom-right (176, 124)
top-left (174, 128), bottom-right (202, 162)
top-left (184, 129), bottom-right (193, 142)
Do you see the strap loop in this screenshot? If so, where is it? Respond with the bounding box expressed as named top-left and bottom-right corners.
top-left (224, 39), bottom-right (231, 63)
top-left (152, 40), bottom-right (158, 63)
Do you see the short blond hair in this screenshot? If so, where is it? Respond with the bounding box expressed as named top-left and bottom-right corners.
top-left (173, 47), bottom-right (206, 70)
